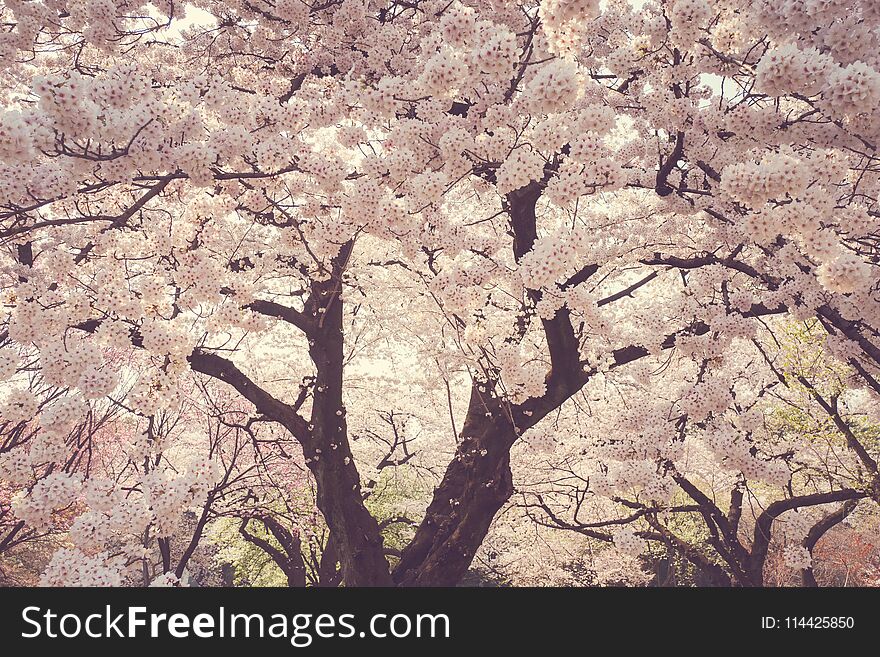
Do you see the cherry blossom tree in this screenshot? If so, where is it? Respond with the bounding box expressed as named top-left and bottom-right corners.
top-left (1, 0), bottom-right (879, 587)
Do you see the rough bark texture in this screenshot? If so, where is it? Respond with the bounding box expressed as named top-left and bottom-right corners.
top-left (190, 241), bottom-right (392, 586)
top-left (394, 387), bottom-right (516, 585)
top-left (302, 252), bottom-right (393, 587)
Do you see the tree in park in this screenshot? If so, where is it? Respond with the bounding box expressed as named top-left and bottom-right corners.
top-left (0, 0), bottom-right (879, 587)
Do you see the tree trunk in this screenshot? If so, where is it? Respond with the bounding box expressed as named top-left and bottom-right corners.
top-left (394, 183), bottom-right (592, 585)
top-left (317, 533), bottom-right (343, 587)
top-left (394, 386), bottom-right (515, 586)
top-left (304, 273), bottom-right (393, 586)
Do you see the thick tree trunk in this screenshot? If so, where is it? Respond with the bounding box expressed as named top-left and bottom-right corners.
top-left (395, 182), bottom-right (589, 585)
top-left (317, 533), bottom-right (343, 587)
top-left (394, 386), bottom-right (515, 586)
top-left (305, 273), bottom-right (393, 586)
top-left (191, 241), bottom-right (393, 586)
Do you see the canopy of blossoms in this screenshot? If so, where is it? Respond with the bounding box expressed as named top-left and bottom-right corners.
top-left (0, 0), bottom-right (878, 587)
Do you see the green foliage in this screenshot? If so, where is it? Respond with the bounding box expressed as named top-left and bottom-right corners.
top-left (777, 319), bottom-right (849, 396)
top-left (364, 466), bottom-right (429, 561)
top-left (206, 518), bottom-right (287, 587)
top-left (761, 320), bottom-right (880, 470)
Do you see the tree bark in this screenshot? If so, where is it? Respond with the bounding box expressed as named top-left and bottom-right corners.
top-left (190, 241), bottom-right (392, 586)
top-left (303, 263), bottom-right (393, 586)
top-left (317, 532), bottom-right (343, 587)
top-left (395, 182), bottom-right (587, 585)
top-left (394, 387), bottom-right (516, 585)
